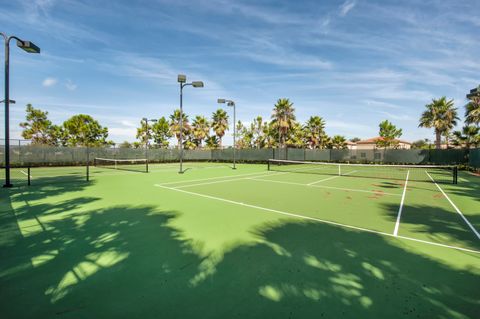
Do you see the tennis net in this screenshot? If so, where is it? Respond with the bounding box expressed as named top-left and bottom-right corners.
top-left (94, 158), bottom-right (148, 173)
top-left (267, 159), bottom-right (458, 184)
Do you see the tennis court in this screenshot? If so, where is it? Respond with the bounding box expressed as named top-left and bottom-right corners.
top-left (1, 161), bottom-right (479, 318)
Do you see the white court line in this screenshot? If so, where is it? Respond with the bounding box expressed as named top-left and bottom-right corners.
top-left (426, 171), bottom-right (480, 240)
top-left (153, 184), bottom-right (480, 254)
top-left (249, 177), bottom-right (401, 196)
top-left (20, 170), bottom-right (32, 178)
top-left (158, 170), bottom-right (280, 186)
top-left (393, 170), bottom-right (409, 236)
top-left (174, 171), bottom-right (288, 189)
top-left (307, 175), bottom-right (342, 186)
top-left (307, 170), bottom-right (358, 186)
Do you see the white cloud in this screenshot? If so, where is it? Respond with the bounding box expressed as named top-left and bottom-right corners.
top-left (65, 79), bottom-right (77, 91)
top-left (108, 127), bottom-right (137, 138)
top-left (378, 111), bottom-right (414, 121)
top-left (339, 1), bottom-right (356, 17)
top-left (121, 120), bottom-right (137, 127)
top-left (42, 77), bottom-right (58, 87)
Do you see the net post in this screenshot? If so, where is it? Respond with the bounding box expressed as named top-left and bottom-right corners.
top-left (453, 166), bottom-right (458, 184)
top-left (268, 160), bottom-right (270, 171)
top-left (27, 167), bottom-right (31, 186)
top-left (86, 146), bottom-right (90, 182)
top-left (146, 159), bottom-right (149, 173)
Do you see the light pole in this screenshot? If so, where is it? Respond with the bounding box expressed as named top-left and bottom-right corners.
top-left (1, 33), bottom-right (40, 187)
top-left (217, 98), bottom-right (236, 169)
top-left (142, 117), bottom-right (157, 172)
top-left (177, 74), bottom-right (204, 174)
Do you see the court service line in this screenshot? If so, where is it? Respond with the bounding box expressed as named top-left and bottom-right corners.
top-left (426, 171), bottom-right (480, 240)
top-left (307, 170), bottom-right (358, 186)
top-left (153, 184), bottom-right (480, 254)
top-left (174, 171), bottom-right (289, 189)
top-left (393, 170), bottom-right (410, 236)
top-left (249, 177), bottom-right (401, 196)
top-left (158, 170), bottom-right (282, 186)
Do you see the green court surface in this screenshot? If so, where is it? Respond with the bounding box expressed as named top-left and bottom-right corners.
top-left (1, 162), bottom-right (479, 318)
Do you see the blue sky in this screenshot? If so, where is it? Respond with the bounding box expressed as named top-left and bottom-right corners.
top-left (1, 0), bottom-right (479, 144)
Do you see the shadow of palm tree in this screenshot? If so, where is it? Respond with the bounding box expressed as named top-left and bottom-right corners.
top-left (381, 201), bottom-right (480, 251)
top-left (1, 202), bottom-right (478, 318)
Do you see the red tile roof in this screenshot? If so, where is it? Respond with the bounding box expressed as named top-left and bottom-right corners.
top-left (356, 137), bottom-right (411, 145)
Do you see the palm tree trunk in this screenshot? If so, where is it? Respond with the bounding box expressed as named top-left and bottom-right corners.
top-left (435, 130), bottom-right (441, 149)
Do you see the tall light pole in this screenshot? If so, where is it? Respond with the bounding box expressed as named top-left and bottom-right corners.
top-left (142, 117), bottom-right (157, 172)
top-left (217, 98), bottom-right (236, 169)
top-left (1, 33), bottom-right (40, 187)
top-left (177, 74), bottom-right (204, 174)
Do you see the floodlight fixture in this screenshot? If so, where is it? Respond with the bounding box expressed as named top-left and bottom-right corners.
top-left (466, 85), bottom-right (479, 99)
top-left (0, 99), bottom-right (15, 104)
top-left (178, 74), bottom-right (186, 83)
top-left (16, 40), bottom-right (40, 54)
top-left (192, 81), bottom-right (204, 88)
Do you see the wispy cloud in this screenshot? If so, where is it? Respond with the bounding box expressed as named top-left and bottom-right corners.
top-left (339, 1), bottom-right (356, 17)
top-left (42, 77), bottom-right (57, 87)
top-left (65, 79), bottom-right (77, 91)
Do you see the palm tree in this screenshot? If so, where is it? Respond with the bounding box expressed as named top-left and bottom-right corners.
top-left (252, 116), bottom-right (265, 148)
top-left (452, 125), bottom-right (480, 148)
top-left (465, 97), bottom-right (480, 126)
top-left (286, 122), bottom-right (306, 148)
top-left (304, 116), bottom-right (325, 149)
top-left (136, 119), bottom-right (152, 147)
top-left (263, 121), bottom-right (278, 148)
top-left (192, 115), bottom-right (210, 148)
top-left (271, 98), bottom-right (296, 148)
top-left (419, 97), bottom-right (459, 149)
top-left (211, 109), bottom-right (229, 147)
top-left (330, 135), bottom-right (347, 149)
top-left (169, 109), bottom-right (190, 149)
top-left (205, 135), bottom-right (219, 149)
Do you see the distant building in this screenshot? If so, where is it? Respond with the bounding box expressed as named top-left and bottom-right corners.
top-left (346, 141), bottom-right (356, 150)
top-left (354, 137), bottom-right (412, 150)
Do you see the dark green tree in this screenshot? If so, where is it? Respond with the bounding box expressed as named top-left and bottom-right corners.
top-left (62, 114), bottom-right (111, 147)
top-left (152, 117), bottom-right (171, 148)
top-left (20, 104), bottom-right (58, 145)
top-left (377, 120), bottom-right (403, 149)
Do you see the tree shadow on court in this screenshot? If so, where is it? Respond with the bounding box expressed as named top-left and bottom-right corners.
top-left (0, 175), bottom-right (98, 279)
top-left (1, 202), bottom-right (478, 319)
top-left (381, 202), bottom-right (480, 251)
top-left (447, 172), bottom-right (480, 204)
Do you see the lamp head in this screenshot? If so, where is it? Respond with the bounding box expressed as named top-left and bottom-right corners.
top-left (17, 40), bottom-right (40, 54)
top-left (177, 74), bottom-right (186, 83)
top-left (217, 99), bottom-right (226, 104)
top-left (192, 81), bottom-right (204, 88)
